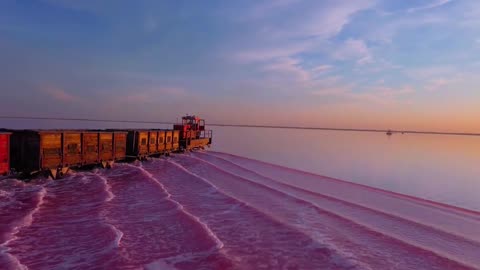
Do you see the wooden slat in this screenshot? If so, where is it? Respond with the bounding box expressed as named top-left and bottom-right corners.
top-left (83, 133), bottom-right (99, 164)
top-left (40, 133), bottom-right (62, 169)
top-left (114, 133), bottom-right (126, 160)
top-left (99, 133), bottom-right (114, 161)
top-left (64, 133), bottom-right (82, 165)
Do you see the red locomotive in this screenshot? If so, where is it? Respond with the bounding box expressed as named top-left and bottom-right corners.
top-left (174, 115), bottom-right (212, 150)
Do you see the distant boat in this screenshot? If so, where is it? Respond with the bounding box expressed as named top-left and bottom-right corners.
top-left (386, 130), bottom-right (393, 136)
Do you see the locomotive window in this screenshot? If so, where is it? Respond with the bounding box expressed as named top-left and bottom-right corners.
top-left (167, 136), bottom-right (171, 143)
top-left (159, 137), bottom-right (164, 143)
top-left (141, 138), bottom-right (147, 145)
top-left (86, 145), bottom-right (96, 152)
top-left (150, 138), bottom-right (156, 144)
top-left (174, 137), bottom-right (178, 143)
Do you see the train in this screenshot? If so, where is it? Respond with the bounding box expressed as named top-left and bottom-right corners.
top-left (0, 115), bottom-right (212, 179)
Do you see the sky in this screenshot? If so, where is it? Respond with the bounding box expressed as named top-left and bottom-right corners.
top-left (1, 0), bottom-right (480, 132)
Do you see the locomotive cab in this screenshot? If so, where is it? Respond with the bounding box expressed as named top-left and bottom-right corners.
top-left (174, 115), bottom-right (212, 150)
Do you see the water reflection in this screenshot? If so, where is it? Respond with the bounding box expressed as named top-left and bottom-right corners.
top-left (210, 126), bottom-right (480, 211)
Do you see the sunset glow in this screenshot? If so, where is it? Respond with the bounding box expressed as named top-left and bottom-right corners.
top-left (1, 0), bottom-right (480, 131)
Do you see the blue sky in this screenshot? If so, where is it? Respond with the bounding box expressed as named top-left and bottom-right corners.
top-left (1, 0), bottom-right (480, 131)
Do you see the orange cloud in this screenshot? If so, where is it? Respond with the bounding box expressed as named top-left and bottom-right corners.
top-left (41, 85), bottom-right (77, 102)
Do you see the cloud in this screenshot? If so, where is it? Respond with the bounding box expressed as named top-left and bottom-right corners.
top-left (407, 0), bottom-right (453, 13)
top-left (125, 87), bottom-right (188, 101)
top-left (332, 39), bottom-right (373, 64)
top-left (261, 57), bottom-right (311, 82)
top-left (365, 14), bottom-right (447, 44)
top-left (232, 42), bottom-right (312, 63)
top-left (248, 0), bottom-right (302, 19)
top-left (424, 79), bottom-right (453, 92)
top-left (406, 65), bottom-right (456, 79)
top-left (304, 0), bottom-right (375, 38)
top-left (311, 65), bottom-right (332, 73)
top-left (41, 85), bottom-right (78, 102)
top-left (312, 85), bottom-right (414, 105)
top-left (405, 65), bottom-right (468, 92)
top-left (230, 1), bottom-right (375, 80)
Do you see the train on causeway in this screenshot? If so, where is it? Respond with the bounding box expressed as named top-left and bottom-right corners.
top-left (0, 115), bottom-right (212, 179)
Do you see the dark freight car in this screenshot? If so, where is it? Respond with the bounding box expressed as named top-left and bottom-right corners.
top-left (0, 132), bottom-right (11, 175)
top-left (126, 130), bottom-right (150, 158)
top-left (10, 130), bottom-right (68, 178)
top-left (10, 130), bottom-right (128, 178)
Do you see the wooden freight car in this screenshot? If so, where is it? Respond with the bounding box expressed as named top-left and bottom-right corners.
top-left (126, 130), bottom-right (149, 159)
top-left (9, 130), bottom-right (127, 178)
top-left (0, 132), bottom-right (11, 176)
top-left (98, 131), bottom-right (128, 168)
top-left (126, 130), bottom-right (179, 159)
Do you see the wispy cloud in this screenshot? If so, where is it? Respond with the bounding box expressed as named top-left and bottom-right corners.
top-left (312, 85), bottom-right (414, 105)
top-left (248, 0), bottom-right (301, 19)
top-left (406, 65), bottom-right (456, 79)
top-left (261, 57), bottom-right (311, 82)
top-left (407, 0), bottom-right (453, 13)
top-left (311, 65), bottom-right (332, 73)
top-left (230, 1), bottom-right (375, 85)
top-left (424, 78), bottom-right (454, 92)
top-left (41, 85), bottom-right (78, 102)
top-left (292, 0), bottom-right (375, 39)
top-left (232, 42), bottom-right (312, 63)
top-left (332, 39), bottom-right (373, 64)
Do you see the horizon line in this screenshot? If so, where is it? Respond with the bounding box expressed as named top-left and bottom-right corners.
top-left (1, 115), bottom-right (479, 137)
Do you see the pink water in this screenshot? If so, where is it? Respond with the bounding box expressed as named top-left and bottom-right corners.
top-left (0, 152), bottom-right (479, 269)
